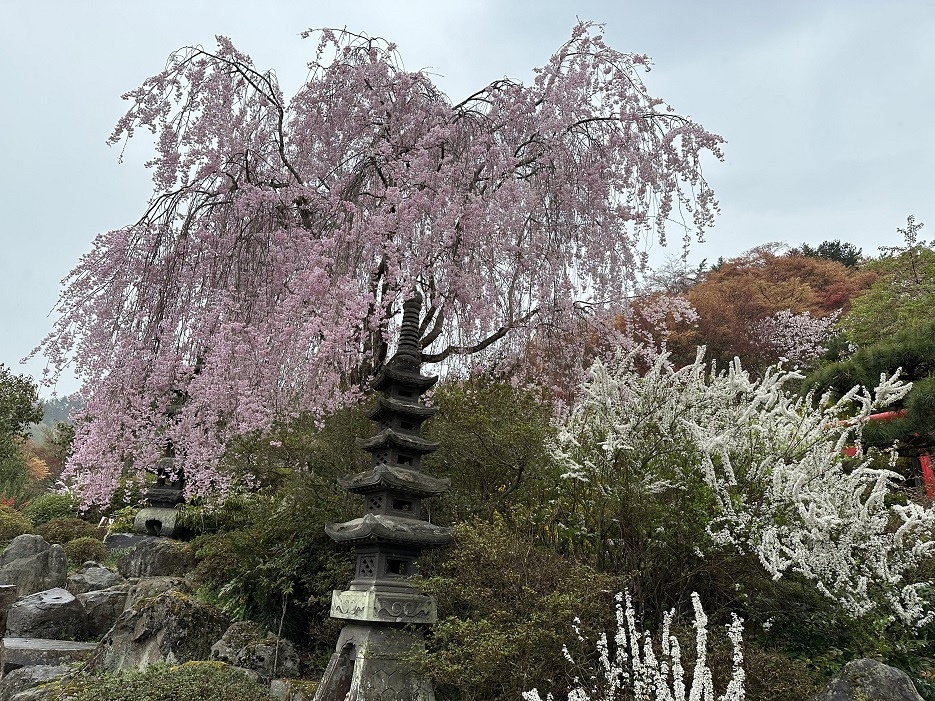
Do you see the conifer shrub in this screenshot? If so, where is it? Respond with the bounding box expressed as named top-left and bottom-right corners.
top-left (64, 536), bottom-right (108, 565)
top-left (0, 503), bottom-right (33, 544)
top-left (38, 517), bottom-right (100, 545)
top-left (190, 474), bottom-right (355, 657)
top-left (415, 519), bottom-right (624, 701)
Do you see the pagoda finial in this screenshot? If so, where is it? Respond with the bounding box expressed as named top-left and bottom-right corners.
top-left (394, 292), bottom-right (423, 367)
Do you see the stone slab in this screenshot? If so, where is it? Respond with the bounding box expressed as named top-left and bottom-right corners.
top-left (1, 638), bottom-right (97, 674)
top-left (101, 534), bottom-right (148, 552)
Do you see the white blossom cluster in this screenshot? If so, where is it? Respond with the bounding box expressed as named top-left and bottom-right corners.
top-left (523, 591), bottom-right (744, 701)
top-left (553, 349), bottom-right (934, 624)
top-left (752, 309), bottom-right (840, 366)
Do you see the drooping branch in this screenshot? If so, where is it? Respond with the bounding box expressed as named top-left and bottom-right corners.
top-left (421, 308), bottom-right (540, 364)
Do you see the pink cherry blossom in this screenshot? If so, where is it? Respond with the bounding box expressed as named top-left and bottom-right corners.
top-left (34, 23), bottom-right (723, 507)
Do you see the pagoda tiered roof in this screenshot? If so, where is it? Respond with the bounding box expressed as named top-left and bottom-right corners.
top-left (325, 513), bottom-right (452, 546)
top-left (337, 465), bottom-right (451, 496)
top-left (371, 363), bottom-right (438, 392)
top-left (367, 395), bottom-right (438, 421)
top-left (355, 428), bottom-right (440, 455)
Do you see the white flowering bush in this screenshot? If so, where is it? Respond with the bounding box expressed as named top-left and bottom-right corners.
top-left (552, 348), bottom-right (935, 625)
top-left (524, 591), bottom-right (745, 701)
top-left (752, 309), bottom-right (840, 366)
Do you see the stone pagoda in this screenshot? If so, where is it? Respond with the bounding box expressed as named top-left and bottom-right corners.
top-left (314, 294), bottom-right (453, 701)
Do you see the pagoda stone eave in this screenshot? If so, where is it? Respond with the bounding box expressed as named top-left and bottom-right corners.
top-left (371, 364), bottom-right (438, 392)
top-left (337, 465), bottom-right (451, 496)
top-left (368, 395), bottom-right (438, 421)
top-left (355, 428), bottom-right (440, 455)
top-left (325, 513), bottom-right (453, 547)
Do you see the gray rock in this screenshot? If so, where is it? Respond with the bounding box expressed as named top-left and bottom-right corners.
top-left (116, 538), bottom-right (195, 578)
top-left (270, 678), bottom-right (317, 701)
top-left (0, 585), bottom-right (18, 632)
top-left (89, 591), bottom-right (230, 672)
top-left (0, 666), bottom-right (70, 701)
top-left (0, 536), bottom-right (49, 567)
top-left (123, 576), bottom-right (191, 611)
top-left (810, 659), bottom-right (924, 701)
top-left (102, 533), bottom-right (148, 551)
top-left (10, 688), bottom-right (57, 701)
top-left (210, 620), bottom-right (300, 680)
top-left (0, 537), bottom-right (67, 598)
top-left (66, 563), bottom-right (125, 595)
top-left (1, 639), bottom-right (96, 675)
top-left (78, 588), bottom-right (128, 638)
top-left (10, 689), bottom-right (56, 701)
top-left (6, 589), bottom-right (85, 640)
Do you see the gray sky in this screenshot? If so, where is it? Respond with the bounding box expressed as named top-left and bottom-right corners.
top-left (2, 0), bottom-right (933, 396)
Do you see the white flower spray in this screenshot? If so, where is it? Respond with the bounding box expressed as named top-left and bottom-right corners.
top-left (552, 349), bottom-right (933, 624)
top-left (523, 592), bottom-right (745, 701)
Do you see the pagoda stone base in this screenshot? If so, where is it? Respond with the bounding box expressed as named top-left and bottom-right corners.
top-left (132, 506), bottom-right (183, 538)
top-left (312, 623), bottom-right (435, 701)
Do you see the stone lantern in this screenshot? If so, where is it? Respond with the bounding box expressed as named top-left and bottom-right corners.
top-left (133, 395), bottom-right (186, 538)
top-left (314, 294), bottom-right (453, 701)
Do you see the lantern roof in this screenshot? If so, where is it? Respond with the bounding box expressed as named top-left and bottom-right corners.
top-left (371, 362), bottom-right (438, 392)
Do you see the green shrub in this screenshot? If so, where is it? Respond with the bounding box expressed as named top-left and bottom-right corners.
top-left (64, 536), bottom-right (108, 565)
top-left (38, 517), bottom-right (100, 545)
top-left (191, 476), bottom-right (355, 657)
top-left (416, 520), bottom-right (623, 701)
top-left (421, 378), bottom-right (558, 528)
top-left (0, 504), bottom-right (33, 544)
top-left (105, 506), bottom-right (137, 534)
top-left (0, 441), bottom-right (43, 507)
top-left (22, 492), bottom-right (78, 525)
top-left (45, 661), bottom-right (274, 701)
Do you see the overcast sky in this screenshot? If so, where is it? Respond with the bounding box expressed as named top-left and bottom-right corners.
top-left (1, 0), bottom-right (933, 396)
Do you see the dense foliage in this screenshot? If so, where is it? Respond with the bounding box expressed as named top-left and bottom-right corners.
top-left (807, 320), bottom-right (935, 454)
top-left (840, 216), bottom-right (934, 349)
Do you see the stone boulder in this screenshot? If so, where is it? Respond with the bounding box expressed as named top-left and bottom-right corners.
top-left (102, 533), bottom-right (148, 552)
top-left (0, 585), bottom-right (18, 632)
top-left (1, 638), bottom-right (96, 675)
top-left (0, 537), bottom-right (67, 597)
top-left (5, 589), bottom-right (85, 641)
top-left (66, 563), bottom-right (125, 595)
top-left (809, 659), bottom-right (924, 701)
top-left (89, 591), bottom-right (230, 672)
top-left (123, 576), bottom-right (191, 612)
top-left (210, 620), bottom-right (301, 680)
top-left (0, 665), bottom-right (70, 701)
top-left (116, 538), bottom-right (195, 579)
top-left (78, 589), bottom-right (128, 638)
top-left (270, 678), bottom-right (319, 701)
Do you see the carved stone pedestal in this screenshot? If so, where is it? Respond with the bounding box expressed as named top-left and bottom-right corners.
top-left (314, 624), bottom-right (434, 701)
